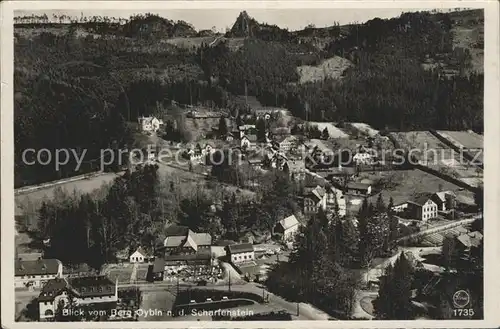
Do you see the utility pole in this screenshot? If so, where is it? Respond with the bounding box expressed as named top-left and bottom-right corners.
top-left (296, 302), bottom-right (299, 316)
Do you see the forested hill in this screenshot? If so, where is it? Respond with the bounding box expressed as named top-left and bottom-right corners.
top-left (14, 9), bottom-right (483, 187)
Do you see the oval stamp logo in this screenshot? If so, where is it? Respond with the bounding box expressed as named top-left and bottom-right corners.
top-left (453, 290), bottom-right (470, 308)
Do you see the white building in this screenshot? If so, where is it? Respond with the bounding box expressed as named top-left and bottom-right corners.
top-left (407, 195), bottom-right (438, 221)
top-left (38, 276), bottom-right (118, 321)
top-left (274, 215), bottom-right (301, 241)
top-left (226, 243), bottom-right (255, 264)
top-left (138, 116), bottom-right (163, 133)
top-left (129, 247), bottom-right (148, 263)
top-left (15, 258), bottom-right (63, 289)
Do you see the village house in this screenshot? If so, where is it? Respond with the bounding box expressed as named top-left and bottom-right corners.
top-left (303, 185), bottom-right (327, 215)
top-left (241, 134), bottom-right (258, 150)
top-left (274, 215), bottom-right (301, 242)
top-left (346, 182), bottom-right (372, 196)
top-left (38, 275), bottom-right (118, 321)
top-left (431, 191), bottom-right (456, 212)
top-left (138, 116), bottom-right (163, 133)
top-left (272, 135), bottom-right (297, 153)
top-left (225, 243), bottom-right (255, 264)
top-left (15, 258), bottom-right (63, 289)
top-left (407, 195), bottom-right (438, 221)
top-left (129, 247), bottom-right (148, 263)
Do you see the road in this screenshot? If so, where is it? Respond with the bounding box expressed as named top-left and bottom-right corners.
top-left (396, 215), bottom-right (479, 243)
top-left (119, 280), bottom-right (329, 320)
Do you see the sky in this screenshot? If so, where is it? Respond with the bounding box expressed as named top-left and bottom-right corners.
top-left (14, 8), bottom-right (460, 32)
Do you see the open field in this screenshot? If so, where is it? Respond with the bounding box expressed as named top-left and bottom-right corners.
top-left (436, 130), bottom-right (483, 150)
top-left (390, 131), bottom-right (451, 155)
top-left (297, 56), bottom-right (353, 84)
top-left (365, 169), bottom-right (471, 206)
top-left (306, 122), bottom-right (349, 138)
top-left (15, 172), bottom-right (118, 216)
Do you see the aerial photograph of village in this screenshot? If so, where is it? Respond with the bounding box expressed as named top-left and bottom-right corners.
top-left (12, 6), bottom-right (484, 322)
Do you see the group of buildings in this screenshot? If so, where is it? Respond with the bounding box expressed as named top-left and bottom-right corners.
top-left (15, 258), bottom-right (118, 321)
top-left (392, 190), bottom-right (457, 221)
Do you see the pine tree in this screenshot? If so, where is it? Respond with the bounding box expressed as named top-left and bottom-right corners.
top-left (218, 116), bottom-right (228, 137)
top-left (376, 194), bottom-right (386, 214)
top-left (374, 251), bottom-right (414, 319)
top-left (321, 127), bottom-right (330, 140)
top-left (256, 117), bottom-right (267, 142)
top-left (387, 196), bottom-right (394, 214)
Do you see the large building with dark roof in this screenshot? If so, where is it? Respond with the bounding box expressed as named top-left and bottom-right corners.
top-left (15, 258), bottom-right (63, 289)
top-left (153, 226), bottom-right (213, 280)
top-left (38, 275), bottom-right (117, 321)
top-left (407, 194), bottom-right (438, 221)
top-left (225, 243), bottom-right (255, 264)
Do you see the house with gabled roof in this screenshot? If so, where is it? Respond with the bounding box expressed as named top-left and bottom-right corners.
top-left (241, 134), bottom-right (258, 150)
top-left (38, 275), bottom-right (117, 321)
top-left (15, 258), bottom-right (63, 289)
top-left (129, 247), bottom-right (149, 263)
top-left (274, 215), bottom-right (301, 242)
top-left (156, 226), bottom-right (213, 279)
top-left (225, 243), bottom-right (255, 264)
top-left (303, 185), bottom-right (327, 215)
top-left (407, 194), bottom-right (438, 221)
top-left (431, 191), bottom-right (456, 212)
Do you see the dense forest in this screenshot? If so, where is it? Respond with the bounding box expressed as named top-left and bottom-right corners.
top-left (14, 10), bottom-right (483, 186)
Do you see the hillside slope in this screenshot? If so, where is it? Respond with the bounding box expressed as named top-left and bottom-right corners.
top-left (297, 56), bottom-right (353, 84)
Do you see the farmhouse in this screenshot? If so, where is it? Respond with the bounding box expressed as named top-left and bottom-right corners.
top-left (225, 243), bottom-right (255, 264)
top-left (129, 247), bottom-right (148, 263)
top-left (407, 195), bottom-right (438, 221)
top-left (347, 182), bottom-right (372, 196)
top-left (274, 215), bottom-right (301, 242)
top-left (38, 276), bottom-right (117, 321)
top-left (15, 258), bottom-right (63, 289)
top-left (431, 191), bottom-right (456, 212)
